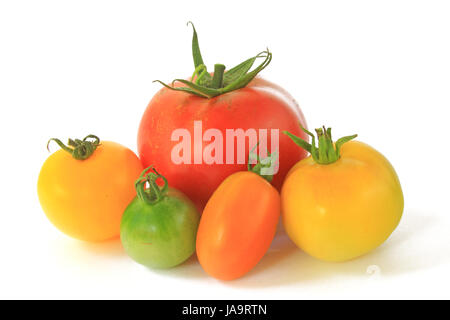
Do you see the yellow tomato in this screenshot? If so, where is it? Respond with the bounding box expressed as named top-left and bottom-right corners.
top-left (37, 135), bottom-right (143, 242)
top-left (282, 127), bottom-right (403, 262)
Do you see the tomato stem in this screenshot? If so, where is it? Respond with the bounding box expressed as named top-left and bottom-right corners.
top-left (211, 64), bottom-right (226, 89)
top-left (284, 125), bottom-right (357, 165)
top-left (247, 143), bottom-right (277, 182)
top-left (191, 64), bottom-right (208, 85)
top-left (47, 135), bottom-right (100, 160)
top-left (135, 166), bottom-right (169, 205)
top-left (154, 22), bottom-right (272, 98)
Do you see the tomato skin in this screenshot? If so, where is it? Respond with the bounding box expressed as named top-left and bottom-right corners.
top-left (120, 188), bottom-right (200, 269)
top-left (281, 141), bottom-right (404, 262)
top-left (137, 77), bottom-right (308, 211)
top-left (196, 171), bottom-right (280, 280)
top-left (37, 141), bottom-right (143, 242)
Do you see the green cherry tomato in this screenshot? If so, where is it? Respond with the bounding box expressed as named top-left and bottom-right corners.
top-left (120, 166), bottom-right (200, 269)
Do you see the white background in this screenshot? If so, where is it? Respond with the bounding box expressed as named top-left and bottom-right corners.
top-left (1, 0), bottom-right (449, 299)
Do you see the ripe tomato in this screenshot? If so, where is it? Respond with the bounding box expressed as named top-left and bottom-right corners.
top-left (137, 24), bottom-right (307, 211)
top-left (37, 135), bottom-right (143, 242)
top-left (120, 167), bottom-right (200, 269)
top-left (196, 171), bottom-right (280, 280)
top-left (281, 126), bottom-right (404, 262)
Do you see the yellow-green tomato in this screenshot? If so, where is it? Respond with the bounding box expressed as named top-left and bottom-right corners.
top-left (120, 167), bottom-right (200, 269)
top-left (282, 126), bottom-right (404, 262)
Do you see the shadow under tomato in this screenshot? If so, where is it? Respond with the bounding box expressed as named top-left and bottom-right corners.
top-left (147, 254), bottom-right (209, 279)
top-left (224, 210), bottom-right (448, 288)
top-left (79, 209), bottom-right (446, 286)
top-left (77, 237), bottom-right (125, 257)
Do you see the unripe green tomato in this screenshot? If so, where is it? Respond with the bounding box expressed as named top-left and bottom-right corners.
top-left (120, 188), bottom-right (200, 269)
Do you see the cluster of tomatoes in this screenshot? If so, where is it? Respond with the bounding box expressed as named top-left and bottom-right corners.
top-left (37, 24), bottom-right (404, 281)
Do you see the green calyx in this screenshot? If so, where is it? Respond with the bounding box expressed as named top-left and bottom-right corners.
top-left (47, 134), bottom-right (100, 160)
top-left (247, 143), bottom-right (278, 182)
top-left (154, 22), bottom-right (272, 98)
top-left (284, 125), bottom-right (357, 165)
top-left (135, 166), bottom-right (169, 205)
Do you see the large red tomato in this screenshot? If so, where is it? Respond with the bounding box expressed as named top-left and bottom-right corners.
top-left (137, 24), bottom-right (308, 211)
top-left (138, 77), bottom-right (307, 211)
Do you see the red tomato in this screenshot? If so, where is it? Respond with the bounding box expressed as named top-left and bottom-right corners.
top-left (137, 77), bottom-right (307, 211)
